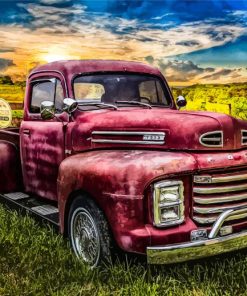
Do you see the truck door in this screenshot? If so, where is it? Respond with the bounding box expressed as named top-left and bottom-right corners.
top-left (20, 75), bottom-right (67, 201)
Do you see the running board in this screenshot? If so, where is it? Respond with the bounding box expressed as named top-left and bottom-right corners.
top-left (0, 192), bottom-right (59, 230)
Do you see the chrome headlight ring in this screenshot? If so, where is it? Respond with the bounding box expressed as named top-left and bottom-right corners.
top-left (153, 180), bottom-right (185, 227)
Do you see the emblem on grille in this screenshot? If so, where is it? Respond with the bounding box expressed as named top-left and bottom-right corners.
top-left (194, 175), bottom-right (212, 184)
top-left (143, 134), bottom-right (165, 141)
top-left (191, 229), bottom-right (208, 241)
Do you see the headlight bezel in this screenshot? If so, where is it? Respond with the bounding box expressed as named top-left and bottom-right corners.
top-left (152, 180), bottom-right (185, 227)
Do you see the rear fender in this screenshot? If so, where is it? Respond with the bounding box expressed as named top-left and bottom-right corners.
top-left (0, 141), bottom-right (22, 193)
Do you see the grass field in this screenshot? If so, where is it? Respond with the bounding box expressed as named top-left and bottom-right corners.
top-left (1, 204), bottom-right (247, 296)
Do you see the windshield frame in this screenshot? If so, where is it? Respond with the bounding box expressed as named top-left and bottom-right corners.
top-left (72, 71), bottom-right (174, 109)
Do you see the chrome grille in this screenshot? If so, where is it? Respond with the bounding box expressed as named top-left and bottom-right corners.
top-left (199, 131), bottom-right (223, 148)
top-left (242, 130), bottom-right (247, 145)
top-left (193, 169), bottom-right (247, 225)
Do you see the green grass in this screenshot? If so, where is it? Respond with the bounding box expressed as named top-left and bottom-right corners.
top-left (1, 205), bottom-right (247, 295)
top-left (12, 110), bottom-right (24, 119)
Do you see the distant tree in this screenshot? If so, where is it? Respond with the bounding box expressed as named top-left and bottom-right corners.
top-left (15, 81), bottom-right (26, 91)
top-left (0, 75), bottom-right (14, 85)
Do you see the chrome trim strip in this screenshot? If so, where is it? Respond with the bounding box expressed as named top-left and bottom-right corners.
top-left (92, 139), bottom-right (165, 145)
top-left (242, 130), bottom-right (247, 146)
top-left (208, 209), bottom-right (234, 238)
top-left (193, 203), bottom-right (247, 214)
top-left (92, 131), bottom-right (166, 145)
top-left (92, 131), bottom-right (165, 136)
top-left (194, 173), bottom-right (247, 184)
top-left (194, 192), bottom-right (247, 204)
top-left (147, 230), bottom-right (247, 264)
top-left (193, 183), bottom-right (247, 194)
top-left (199, 130), bottom-right (223, 148)
top-left (193, 210), bottom-right (247, 224)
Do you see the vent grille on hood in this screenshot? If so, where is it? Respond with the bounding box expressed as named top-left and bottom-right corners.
top-left (242, 130), bottom-right (247, 146)
top-left (199, 131), bottom-right (223, 148)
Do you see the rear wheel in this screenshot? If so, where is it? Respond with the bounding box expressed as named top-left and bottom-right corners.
top-left (68, 195), bottom-right (112, 268)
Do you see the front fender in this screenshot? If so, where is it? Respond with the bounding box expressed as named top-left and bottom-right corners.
top-left (57, 150), bottom-right (196, 251)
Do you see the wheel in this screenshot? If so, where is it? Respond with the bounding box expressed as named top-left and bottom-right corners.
top-left (68, 195), bottom-right (112, 268)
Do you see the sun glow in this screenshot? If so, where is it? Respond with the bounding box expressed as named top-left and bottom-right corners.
top-left (40, 53), bottom-right (76, 63)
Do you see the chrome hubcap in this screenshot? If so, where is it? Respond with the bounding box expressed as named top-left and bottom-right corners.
top-left (71, 208), bottom-right (100, 266)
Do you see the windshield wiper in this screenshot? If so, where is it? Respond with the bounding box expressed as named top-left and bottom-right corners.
top-left (115, 100), bottom-right (152, 109)
top-left (78, 102), bottom-right (118, 110)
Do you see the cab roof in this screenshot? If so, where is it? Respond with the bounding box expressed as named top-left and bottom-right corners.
top-left (30, 60), bottom-right (161, 78)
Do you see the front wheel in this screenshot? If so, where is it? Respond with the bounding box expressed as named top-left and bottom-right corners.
top-left (68, 195), bottom-right (112, 268)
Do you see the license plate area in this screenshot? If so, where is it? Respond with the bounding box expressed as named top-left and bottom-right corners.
top-left (191, 229), bottom-right (208, 241)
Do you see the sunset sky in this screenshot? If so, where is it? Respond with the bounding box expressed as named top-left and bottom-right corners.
top-left (0, 0), bottom-right (246, 85)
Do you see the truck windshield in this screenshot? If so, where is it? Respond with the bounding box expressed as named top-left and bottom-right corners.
top-left (73, 73), bottom-right (171, 107)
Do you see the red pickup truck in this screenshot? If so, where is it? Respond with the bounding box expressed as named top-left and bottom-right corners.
top-left (1, 60), bottom-right (247, 268)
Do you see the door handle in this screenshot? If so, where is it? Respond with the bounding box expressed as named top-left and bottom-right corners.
top-left (23, 129), bottom-right (30, 136)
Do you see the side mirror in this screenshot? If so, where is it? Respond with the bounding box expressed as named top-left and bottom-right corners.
top-left (176, 96), bottom-right (187, 109)
top-left (40, 101), bottom-right (55, 120)
top-left (63, 98), bottom-right (78, 114)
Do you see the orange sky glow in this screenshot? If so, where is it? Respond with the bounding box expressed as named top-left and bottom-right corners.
top-left (0, 2), bottom-right (246, 85)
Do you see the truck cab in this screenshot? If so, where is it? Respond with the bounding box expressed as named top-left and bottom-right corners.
top-left (1, 60), bottom-right (247, 268)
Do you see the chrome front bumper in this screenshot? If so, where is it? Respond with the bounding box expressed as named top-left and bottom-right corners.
top-left (147, 209), bottom-right (247, 264)
top-left (147, 230), bottom-right (247, 264)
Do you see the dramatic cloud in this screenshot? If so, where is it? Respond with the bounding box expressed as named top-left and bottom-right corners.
top-left (0, 59), bottom-right (15, 72)
top-left (40, 0), bottom-right (71, 4)
top-left (157, 59), bottom-right (213, 82)
top-left (152, 58), bottom-right (247, 84)
top-left (0, 1), bottom-right (246, 84)
top-left (0, 48), bottom-right (14, 53)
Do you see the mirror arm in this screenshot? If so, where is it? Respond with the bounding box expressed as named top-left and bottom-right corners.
top-left (41, 108), bottom-right (67, 125)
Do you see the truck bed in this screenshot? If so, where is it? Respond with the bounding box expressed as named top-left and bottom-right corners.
top-left (0, 127), bottom-right (20, 147)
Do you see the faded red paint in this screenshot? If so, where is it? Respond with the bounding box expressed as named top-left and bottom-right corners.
top-left (1, 60), bottom-right (247, 255)
top-left (70, 109), bottom-right (247, 152)
top-left (20, 122), bottom-right (65, 200)
top-left (0, 136), bottom-right (21, 192)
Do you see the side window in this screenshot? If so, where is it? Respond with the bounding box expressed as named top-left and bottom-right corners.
top-left (139, 80), bottom-right (159, 103)
top-left (139, 80), bottom-right (168, 105)
top-left (30, 78), bottom-right (64, 113)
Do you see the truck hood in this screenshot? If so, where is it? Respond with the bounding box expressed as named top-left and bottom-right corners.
top-left (71, 108), bottom-right (247, 151)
